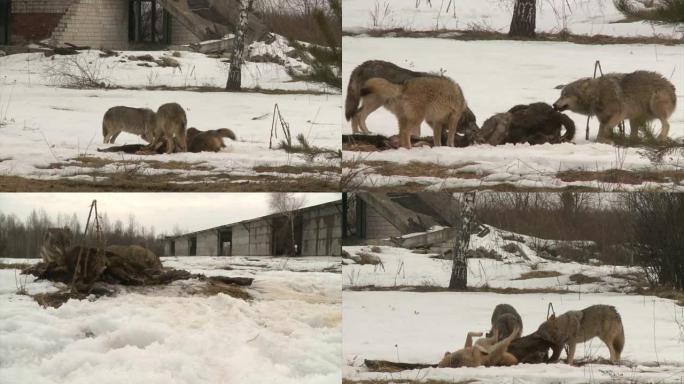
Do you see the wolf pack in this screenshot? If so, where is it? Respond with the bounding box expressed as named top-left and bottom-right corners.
top-left (437, 303), bottom-right (625, 368)
top-left (100, 102), bottom-right (237, 155)
top-left (346, 60), bottom-right (677, 149)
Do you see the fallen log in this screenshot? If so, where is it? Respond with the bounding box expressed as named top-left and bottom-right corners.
top-left (342, 133), bottom-right (471, 151)
top-left (207, 276), bottom-right (254, 286)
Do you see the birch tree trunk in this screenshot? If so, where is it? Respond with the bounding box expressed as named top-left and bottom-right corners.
top-left (508, 0), bottom-right (537, 37)
top-left (226, 0), bottom-right (254, 91)
top-left (449, 192), bottom-right (476, 290)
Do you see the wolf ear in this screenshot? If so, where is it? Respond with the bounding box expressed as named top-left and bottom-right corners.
top-left (549, 314), bottom-right (556, 320)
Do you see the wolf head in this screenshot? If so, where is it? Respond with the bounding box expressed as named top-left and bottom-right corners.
top-left (553, 78), bottom-right (594, 114)
top-left (41, 227), bottom-right (73, 264)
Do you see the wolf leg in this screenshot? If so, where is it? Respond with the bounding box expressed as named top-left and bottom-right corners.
top-left (566, 341), bottom-right (576, 365)
top-left (658, 118), bottom-right (670, 140)
top-left (357, 94), bottom-right (383, 134)
top-left (446, 112), bottom-right (462, 147)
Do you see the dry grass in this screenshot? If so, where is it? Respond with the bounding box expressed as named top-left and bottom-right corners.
top-left (355, 160), bottom-right (481, 179)
top-left (343, 379), bottom-right (477, 384)
top-left (199, 283), bottom-right (253, 300)
top-left (42, 156), bottom-right (214, 171)
top-left (557, 169), bottom-right (684, 185)
top-left (569, 273), bottom-right (603, 284)
top-left (514, 270), bottom-right (563, 280)
top-left (0, 262), bottom-right (31, 270)
top-left (253, 164), bottom-right (340, 174)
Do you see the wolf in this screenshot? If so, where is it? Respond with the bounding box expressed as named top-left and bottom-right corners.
top-left (507, 332), bottom-right (554, 364)
top-left (40, 227), bottom-right (74, 265)
top-left (438, 327), bottom-right (521, 368)
top-left (553, 71), bottom-right (676, 143)
top-left (486, 304), bottom-right (524, 341)
top-left (536, 305), bottom-right (625, 365)
top-left (361, 76), bottom-right (467, 148)
top-left (345, 60), bottom-right (478, 139)
top-left (151, 102), bottom-right (187, 153)
top-left (102, 106), bottom-right (156, 144)
top-left (186, 127), bottom-right (237, 153)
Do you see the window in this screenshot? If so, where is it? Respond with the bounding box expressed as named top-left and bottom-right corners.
top-left (129, 0), bottom-right (171, 44)
top-left (0, 0), bottom-right (10, 45)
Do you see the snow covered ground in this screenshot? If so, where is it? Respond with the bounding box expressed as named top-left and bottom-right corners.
top-left (0, 256), bottom-right (341, 384)
top-left (342, 37), bottom-right (684, 191)
top-left (342, 227), bottom-right (684, 383)
top-left (343, 291), bottom-right (684, 383)
top-left (343, 0), bottom-right (684, 39)
top-left (0, 49), bottom-right (341, 190)
top-left (343, 225), bottom-right (640, 292)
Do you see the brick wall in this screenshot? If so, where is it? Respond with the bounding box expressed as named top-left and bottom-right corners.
top-left (10, 0), bottom-right (73, 43)
top-left (51, 0), bottom-right (129, 49)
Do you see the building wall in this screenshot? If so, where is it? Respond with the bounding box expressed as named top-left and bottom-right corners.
top-left (231, 220), bottom-right (271, 256)
top-left (174, 236), bottom-right (189, 256)
top-left (10, 0), bottom-right (73, 43)
top-left (50, 0), bottom-right (129, 49)
top-left (170, 17), bottom-right (199, 45)
top-left (196, 230), bottom-right (218, 256)
top-left (365, 204), bottom-right (402, 241)
top-left (301, 204), bottom-right (341, 256)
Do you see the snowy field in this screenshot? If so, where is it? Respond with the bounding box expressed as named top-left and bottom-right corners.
top-left (0, 49), bottom-right (341, 190)
top-left (343, 0), bottom-right (684, 39)
top-left (342, 37), bottom-right (684, 191)
top-left (343, 291), bottom-right (684, 384)
top-left (0, 256), bottom-right (341, 384)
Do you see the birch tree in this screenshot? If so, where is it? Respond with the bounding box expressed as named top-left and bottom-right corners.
top-left (449, 192), bottom-right (476, 290)
top-left (509, 0), bottom-right (537, 37)
top-left (226, 0), bottom-right (255, 90)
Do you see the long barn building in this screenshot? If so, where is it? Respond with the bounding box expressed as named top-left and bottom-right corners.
top-left (165, 200), bottom-right (342, 257)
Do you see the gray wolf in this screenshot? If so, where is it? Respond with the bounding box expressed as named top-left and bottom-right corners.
top-left (360, 76), bottom-right (467, 148)
top-left (345, 60), bottom-right (477, 139)
top-left (536, 304), bottom-right (624, 365)
top-left (437, 326), bottom-right (521, 368)
top-left (152, 102), bottom-right (187, 153)
top-left (487, 303), bottom-right (524, 341)
top-left (186, 127), bottom-right (237, 153)
top-left (553, 71), bottom-right (676, 143)
top-left (102, 106), bottom-right (156, 144)
top-left (477, 103), bottom-right (575, 145)
top-left (507, 333), bottom-right (554, 364)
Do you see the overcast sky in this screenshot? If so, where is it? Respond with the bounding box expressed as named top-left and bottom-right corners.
top-left (0, 193), bottom-right (340, 235)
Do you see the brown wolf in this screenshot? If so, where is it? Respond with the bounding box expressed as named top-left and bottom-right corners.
top-left (438, 327), bottom-right (521, 368)
top-left (361, 76), bottom-right (467, 148)
top-left (553, 71), bottom-right (676, 143)
top-left (477, 103), bottom-right (575, 145)
top-left (102, 106), bottom-right (156, 144)
top-left (40, 227), bottom-right (74, 265)
top-left (345, 60), bottom-right (478, 139)
top-left (507, 332), bottom-right (554, 364)
top-left (186, 127), bottom-right (237, 153)
top-left (152, 103), bottom-right (187, 153)
top-left (487, 304), bottom-right (524, 341)
top-left (536, 305), bottom-right (625, 365)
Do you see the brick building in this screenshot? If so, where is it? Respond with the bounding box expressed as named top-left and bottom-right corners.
top-left (0, 0), bottom-right (266, 49)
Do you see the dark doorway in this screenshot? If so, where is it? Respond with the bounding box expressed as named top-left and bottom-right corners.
top-left (0, 0), bottom-right (10, 45)
top-left (129, 0), bottom-right (171, 45)
top-left (343, 195), bottom-right (366, 241)
top-left (218, 230), bottom-right (232, 256)
top-left (170, 240), bottom-right (175, 256)
top-left (271, 215), bottom-right (303, 256)
top-left (188, 236), bottom-right (197, 256)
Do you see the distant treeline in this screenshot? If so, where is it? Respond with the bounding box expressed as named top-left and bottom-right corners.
top-left (0, 210), bottom-right (166, 259)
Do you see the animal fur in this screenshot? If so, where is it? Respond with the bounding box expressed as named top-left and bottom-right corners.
top-left (536, 305), bottom-right (625, 365)
top-left (152, 102), bottom-right (187, 153)
top-left (186, 127), bottom-right (237, 153)
top-left (437, 327), bottom-right (521, 368)
top-left (553, 71), bottom-right (676, 142)
top-left (361, 76), bottom-right (467, 148)
top-left (346, 60), bottom-right (478, 139)
top-left (477, 103), bottom-right (575, 145)
top-left (102, 106), bottom-right (156, 144)
top-left (487, 304), bottom-right (524, 341)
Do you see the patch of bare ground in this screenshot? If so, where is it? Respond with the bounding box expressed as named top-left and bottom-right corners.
top-left (252, 164), bottom-right (340, 175)
top-left (557, 169), bottom-right (684, 185)
top-left (0, 262), bottom-right (31, 270)
top-left (345, 285), bottom-right (573, 294)
top-left (0, 173), bottom-right (338, 192)
top-left (107, 84), bottom-right (336, 95)
top-left (197, 282), bottom-right (253, 300)
top-left (635, 287), bottom-right (684, 306)
top-left (514, 270), bottom-right (563, 280)
top-left (30, 291), bottom-right (88, 308)
top-left (569, 273), bottom-right (603, 284)
top-left (346, 28), bottom-right (683, 45)
top-left (343, 380), bottom-right (476, 384)
top-left (40, 156), bottom-right (214, 171)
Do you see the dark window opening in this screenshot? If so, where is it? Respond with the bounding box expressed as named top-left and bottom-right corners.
top-left (219, 230), bottom-right (232, 256)
top-left (170, 240), bottom-right (175, 256)
top-left (129, 0), bottom-right (171, 45)
top-left (188, 236), bottom-right (197, 256)
top-left (343, 194), bottom-right (365, 240)
top-left (0, 0), bottom-right (10, 45)
top-left (272, 215), bottom-right (303, 256)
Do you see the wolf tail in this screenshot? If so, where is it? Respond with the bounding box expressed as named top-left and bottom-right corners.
top-left (345, 66), bottom-right (366, 121)
top-left (216, 128), bottom-right (237, 141)
top-left (613, 318), bottom-right (625, 357)
top-left (559, 113), bottom-right (576, 142)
